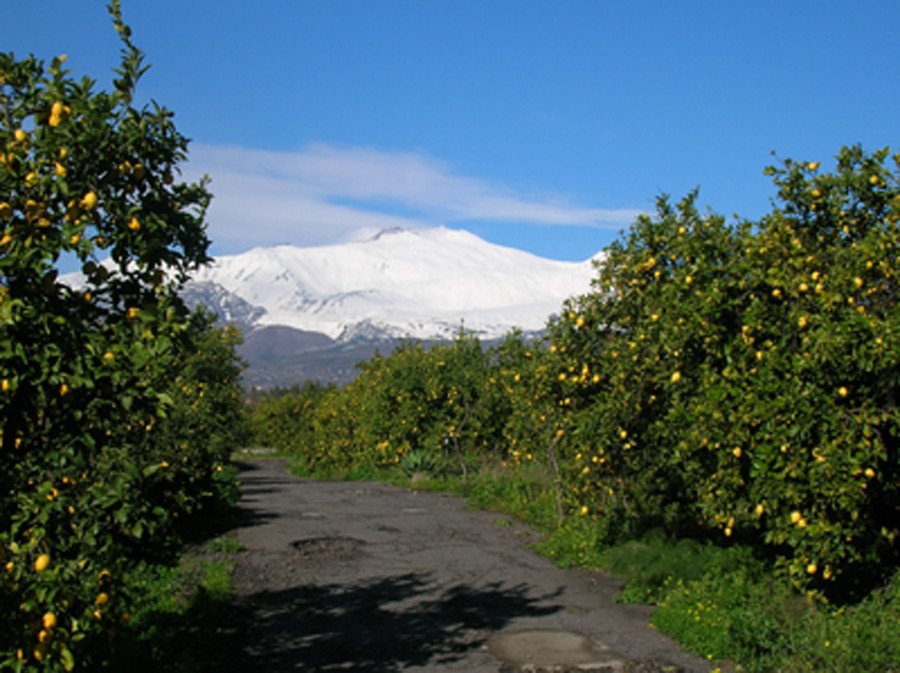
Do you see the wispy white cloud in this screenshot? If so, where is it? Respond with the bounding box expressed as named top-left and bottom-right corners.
top-left (182, 143), bottom-right (641, 254)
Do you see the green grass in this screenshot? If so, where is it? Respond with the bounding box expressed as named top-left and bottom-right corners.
top-left (204, 534), bottom-right (245, 555)
top-left (539, 523), bottom-right (900, 672)
top-left (651, 564), bottom-right (900, 672)
top-left (110, 534), bottom-right (243, 672)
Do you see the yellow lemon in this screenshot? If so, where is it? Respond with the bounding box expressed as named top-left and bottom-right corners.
top-left (95, 592), bottom-right (109, 606)
top-left (127, 217), bottom-right (140, 231)
top-left (806, 563), bottom-right (817, 575)
top-left (790, 511), bottom-right (802, 524)
top-left (808, 162), bottom-right (820, 171)
top-left (670, 371), bottom-right (682, 384)
top-left (80, 191), bottom-right (98, 210)
top-left (42, 613), bottom-right (57, 629)
top-left (34, 554), bottom-right (50, 572)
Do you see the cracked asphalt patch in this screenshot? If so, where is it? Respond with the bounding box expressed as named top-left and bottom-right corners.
top-left (210, 459), bottom-right (712, 672)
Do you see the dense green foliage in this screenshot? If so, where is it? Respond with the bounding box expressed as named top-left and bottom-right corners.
top-left (250, 145), bottom-right (900, 671)
top-left (1, 5), bottom-right (245, 670)
top-left (549, 146), bottom-right (899, 594)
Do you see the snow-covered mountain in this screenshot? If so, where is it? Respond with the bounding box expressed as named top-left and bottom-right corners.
top-left (184, 227), bottom-right (602, 341)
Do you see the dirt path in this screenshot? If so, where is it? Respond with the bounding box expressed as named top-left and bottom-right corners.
top-left (212, 459), bottom-right (712, 672)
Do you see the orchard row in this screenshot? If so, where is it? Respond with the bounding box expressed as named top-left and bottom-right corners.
top-left (252, 145), bottom-right (900, 600)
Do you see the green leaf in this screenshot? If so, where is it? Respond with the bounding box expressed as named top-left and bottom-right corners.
top-left (60, 646), bottom-right (75, 671)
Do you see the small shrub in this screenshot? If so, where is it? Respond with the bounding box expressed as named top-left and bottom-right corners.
top-left (400, 449), bottom-right (439, 478)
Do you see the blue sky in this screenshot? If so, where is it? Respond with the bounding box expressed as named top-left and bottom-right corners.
top-left (6, 1), bottom-right (899, 262)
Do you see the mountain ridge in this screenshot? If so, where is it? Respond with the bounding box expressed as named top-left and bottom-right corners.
top-left (186, 226), bottom-right (602, 342)
top-left (62, 226), bottom-right (604, 386)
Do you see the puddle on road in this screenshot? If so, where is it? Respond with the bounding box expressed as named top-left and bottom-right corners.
top-left (488, 628), bottom-right (623, 671)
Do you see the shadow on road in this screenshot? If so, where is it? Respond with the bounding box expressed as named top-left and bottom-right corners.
top-left (218, 572), bottom-right (562, 672)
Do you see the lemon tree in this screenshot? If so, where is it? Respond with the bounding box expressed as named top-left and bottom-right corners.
top-left (548, 146), bottom-right (900, 593)
top-left (0, 4), bottom-right (245, 670)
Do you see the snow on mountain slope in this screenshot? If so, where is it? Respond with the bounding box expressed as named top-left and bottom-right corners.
top-left (189, 227), bottom-right (601, 340)
top-left (62, 227), bottom-right (603, 341)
